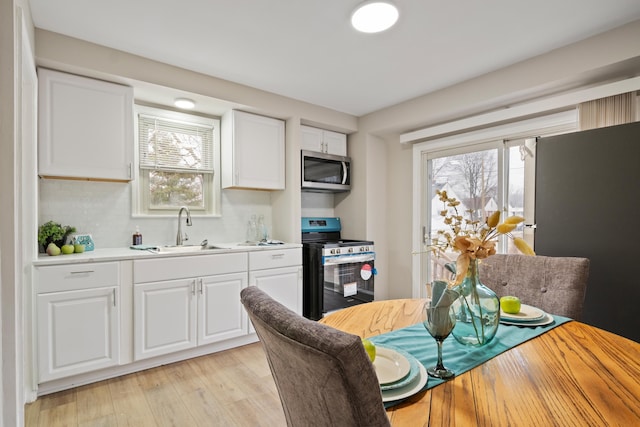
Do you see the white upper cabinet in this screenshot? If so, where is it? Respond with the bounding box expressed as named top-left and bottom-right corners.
top-left (300, 125), bottom-right (347, 156)
top-left (221, 110), bottom-right (285, 190)
top-left (38, 68), bottom-right (134, 181)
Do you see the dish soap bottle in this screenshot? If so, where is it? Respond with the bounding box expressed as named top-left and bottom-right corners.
top-left (132, 226), bottom-right (143, 245)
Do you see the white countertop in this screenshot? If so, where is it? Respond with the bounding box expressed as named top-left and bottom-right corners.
top-left (33, 242), bottom-right (302, 266)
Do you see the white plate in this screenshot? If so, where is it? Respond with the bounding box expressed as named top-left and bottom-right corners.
top-left (500, 303), bottom-right (545, 322)
top-left (500, 312), bottom-right (554, 327)
top-left (373, 347), bottom-right (411, 385)
top-left (380, 348), bottom-right (420, 391)
top-left (381, 363), bottom-right (428, 403)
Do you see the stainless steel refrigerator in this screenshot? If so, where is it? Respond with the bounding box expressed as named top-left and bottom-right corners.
top-left (535, 120), bottom-right (640, 342)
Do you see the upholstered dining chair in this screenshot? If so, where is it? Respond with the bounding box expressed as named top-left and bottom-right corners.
top-left (480, 254), bottom-right (590, 320)
top-left (240, 286), bottom-right (390, 427)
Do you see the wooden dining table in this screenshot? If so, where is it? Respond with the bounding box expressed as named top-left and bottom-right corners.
top-left (319, 299), bottom-right (640, 426)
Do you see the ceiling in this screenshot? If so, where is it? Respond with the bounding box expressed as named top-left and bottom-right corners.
top-left (28, 0), bottom-right (640, 117)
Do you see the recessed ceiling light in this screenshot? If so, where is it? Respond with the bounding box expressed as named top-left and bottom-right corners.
top-left (174, 98), bottom-right (195, 109)
top-left (351, 1), bottom-right (399, 33)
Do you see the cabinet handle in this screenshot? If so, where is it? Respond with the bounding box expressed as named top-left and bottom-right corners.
top-left (70, 270), bottom-right (94, 274)
top-left (191, 280), bottom-right (196, 295)
top-left (199, 278), bottom-right (203, 295)
top-left (271, 253), bottom-right (285, 259)
top-left (112, 288), bottom-right (117, 307)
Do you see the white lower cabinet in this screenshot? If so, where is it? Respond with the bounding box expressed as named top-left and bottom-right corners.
top-left (133, 278), bottom-right (196, 360)
top-left (133, 253), bottom-right (248, 361)
top-left (32, 248), bottom-right (301, 391)
top-left (35, 262), bottom-right (121, 382)
top-left (198, 273), bottom-right (248, 345)
top-left (249, 248), bottom-right (303, 314)
top-left (250, 266), bottom-right (302, 315)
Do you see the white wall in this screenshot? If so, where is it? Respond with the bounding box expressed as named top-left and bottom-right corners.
top-left (28, 18), bottom-right (640, 305)
top-left (34, 29), bottom-right (359, 245)
top-left (1, 1), bottom-right (36, 425)
top-left (354, 19), bottom-right (640, 299)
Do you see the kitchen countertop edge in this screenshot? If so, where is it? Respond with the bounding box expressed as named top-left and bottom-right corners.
top-left (33, 243), bottom-right (302, 266)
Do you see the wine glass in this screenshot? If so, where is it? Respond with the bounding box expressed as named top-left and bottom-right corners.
top-left (422, 298), bottom-right (456, 379)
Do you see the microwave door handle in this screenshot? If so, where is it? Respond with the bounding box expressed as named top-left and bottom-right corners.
top-left (342, 162), bottom-right (348, 185)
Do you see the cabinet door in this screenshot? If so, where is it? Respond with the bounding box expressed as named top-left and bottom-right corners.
top-left (38, 68), bottom-right (133, 181)
top-left (300, 125), bottom-right (324, 152)
top-left (250, 266), bottom-right (302, 315)
top-left (37, 287), bottom-right (119, 382)
top-left (134, 279), bottom-right (197, 360)
top-left (223, 110), bottom-right (285, 190)
top-left (323, 130), bottom-right (347, 156)
top-left (198, 272), bottom-right (248, 345)
top-left (300, 125), bottom-right (347, 156)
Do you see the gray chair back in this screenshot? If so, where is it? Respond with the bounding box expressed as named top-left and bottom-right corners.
top-left (480, 254), bottom-right (590, 320)
top-left (240, 286), bottom-right (390, 427)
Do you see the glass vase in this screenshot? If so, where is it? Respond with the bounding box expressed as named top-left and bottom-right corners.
top-left (451, 259), bottom-right (500, 347)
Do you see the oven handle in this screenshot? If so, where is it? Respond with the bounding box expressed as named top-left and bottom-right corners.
top-left (323, 253), bottom-right (375, 265)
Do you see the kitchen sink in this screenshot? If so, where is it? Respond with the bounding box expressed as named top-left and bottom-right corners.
top-left (154, 244), bottom-right (228, 253)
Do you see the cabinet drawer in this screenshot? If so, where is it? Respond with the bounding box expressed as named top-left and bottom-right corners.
top-left (249, 248), bottom-right (301, 270)
top-left (35, 262), bottom-right (120, 293)
top-left (134, 252), bottom-right (248, 283)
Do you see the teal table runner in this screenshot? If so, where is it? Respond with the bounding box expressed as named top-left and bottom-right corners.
top-left (369, 315), bottom-right (571, 408)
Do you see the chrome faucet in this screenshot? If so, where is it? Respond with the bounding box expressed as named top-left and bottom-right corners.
top-left (176, 206), bottom-right (192, 245)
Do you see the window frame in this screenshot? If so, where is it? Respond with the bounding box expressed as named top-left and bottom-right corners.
top-left (132, 104), bottom-right (221, 217)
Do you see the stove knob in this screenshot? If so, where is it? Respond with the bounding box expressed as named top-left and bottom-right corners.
top-left (335, 248), bottom-right (341, 255)
top-left (348, 247), bottom-right (354, 253)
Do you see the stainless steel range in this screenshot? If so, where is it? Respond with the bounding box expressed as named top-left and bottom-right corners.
top-left (302, 217), bottom-right (375, 320)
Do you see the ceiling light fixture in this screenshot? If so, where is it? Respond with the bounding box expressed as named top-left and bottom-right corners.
top-left (351, 1), bottom-right (399, 33)
top-left (174, 98), bottom-right (195, 109)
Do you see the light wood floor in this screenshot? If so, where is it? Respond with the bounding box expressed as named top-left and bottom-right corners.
top-left (24, 343), bottom-right (287, 427)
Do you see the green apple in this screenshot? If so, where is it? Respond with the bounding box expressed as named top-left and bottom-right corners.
top-left (46, 243), bottom-right (61, 256)
top-left (362, 338), bottom-right (376, 362)
top-left (73, 244), bottom-right (85, 253)
top-left (500, 296), bottom-right (521, 314)
top-left (61, 244), bottom-right (75, 255)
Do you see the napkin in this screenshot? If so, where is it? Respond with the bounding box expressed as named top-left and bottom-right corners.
top-left (428, 280), bottom-right (459, 336)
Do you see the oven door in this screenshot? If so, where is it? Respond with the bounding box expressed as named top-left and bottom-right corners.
top-left (322, 253), bottom-right (375, 315)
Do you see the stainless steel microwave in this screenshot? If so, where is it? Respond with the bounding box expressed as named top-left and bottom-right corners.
top-left (301, 150), bottom-right (351, 192)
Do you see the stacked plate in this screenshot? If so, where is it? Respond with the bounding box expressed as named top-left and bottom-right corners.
top-left (500, 303), bottom-right (554, 326)
top-left (372, 346), bottom-right (428, 402)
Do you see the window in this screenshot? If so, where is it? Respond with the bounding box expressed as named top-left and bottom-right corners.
top-left (133, 105), bottom-right (220, 216)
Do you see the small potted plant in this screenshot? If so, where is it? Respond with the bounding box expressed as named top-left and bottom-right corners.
top-left (38, 221), bottom-right (76, 253)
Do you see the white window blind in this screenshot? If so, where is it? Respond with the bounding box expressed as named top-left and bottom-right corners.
top-left (138, 114), bottom-right (214, 173)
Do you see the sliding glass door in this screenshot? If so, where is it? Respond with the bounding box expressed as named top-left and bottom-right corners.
top-left (418, 139), bottom-right (535, 296)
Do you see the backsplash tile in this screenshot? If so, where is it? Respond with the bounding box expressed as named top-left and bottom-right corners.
top-left (38, 179), bottom-right (272, 249)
